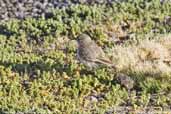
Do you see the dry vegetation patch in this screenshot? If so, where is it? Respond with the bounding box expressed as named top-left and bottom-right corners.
top-left (110, 34), bottom-right (171, 75)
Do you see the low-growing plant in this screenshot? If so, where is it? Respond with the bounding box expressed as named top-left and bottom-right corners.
top-left (0, 0), bottom-right (171, 113)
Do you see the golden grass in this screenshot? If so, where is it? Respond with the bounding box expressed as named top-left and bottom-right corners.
top-left (109, 34), bottom-right (171, 76)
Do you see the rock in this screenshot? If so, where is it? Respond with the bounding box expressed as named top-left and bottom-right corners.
top-left (15, 11), bottom-right (25, 19)
top-left (115, 73), bottom-right (134, 90)
top-left (89, 96), bottom-right (98, 102)
top-left (164, 16), bottom-right (171, 26)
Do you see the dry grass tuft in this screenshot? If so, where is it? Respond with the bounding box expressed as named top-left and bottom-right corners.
top-left (109, 35), bottom-right (171, 76)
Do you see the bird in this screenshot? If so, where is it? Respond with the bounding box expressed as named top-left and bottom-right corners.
top-left (76, 33), bottom-right (115, 69)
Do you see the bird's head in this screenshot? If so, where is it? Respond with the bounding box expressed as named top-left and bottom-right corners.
top-left (77, 34), bottom-right (92, 46)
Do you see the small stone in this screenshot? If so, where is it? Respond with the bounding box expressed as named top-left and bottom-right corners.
top-left (45, 11), bottom-right (54, 18)
top-left (86, 95), bottom-right (98, 102)
top-left (115, 73), bottom-right (134, 90)
top-left (49, 43), bottom-right (56, 50)
top-left (164, 16), bottom-right (171, 26)
top-left (34, 1), bottom-right (45, 10)
top-left (15, 11), bottom-right (25, 19)
top-left (0, 1), bottom-right (6, 7)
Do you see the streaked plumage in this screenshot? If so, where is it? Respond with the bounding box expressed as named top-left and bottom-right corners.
top-left (77, 33), bottom-right (115, 69)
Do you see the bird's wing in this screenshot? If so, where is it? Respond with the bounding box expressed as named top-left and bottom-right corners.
top-left (78, 42), bottom-right (97, 61)
top-left (90, 42), bottom-right (115, 67)
top-left (95, 56), bottom-right (116, 68)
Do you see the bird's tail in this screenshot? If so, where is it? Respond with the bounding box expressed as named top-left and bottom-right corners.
top-left (96, 58), bottom-right (116, 69)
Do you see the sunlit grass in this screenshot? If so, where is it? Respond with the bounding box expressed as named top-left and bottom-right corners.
top-left (0, 0), bottom-right (171, 113)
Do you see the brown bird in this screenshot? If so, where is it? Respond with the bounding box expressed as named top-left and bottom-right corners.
top-left (77, 33), bottom-right (115, 69)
